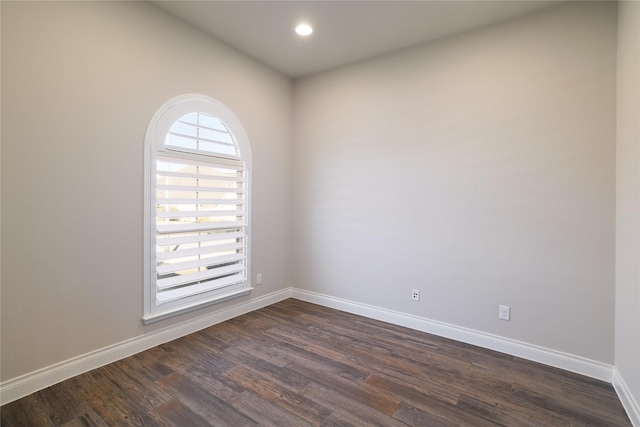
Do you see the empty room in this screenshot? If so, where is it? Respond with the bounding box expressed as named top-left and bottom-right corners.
top-left (1, 0), bottom-right (639, 425)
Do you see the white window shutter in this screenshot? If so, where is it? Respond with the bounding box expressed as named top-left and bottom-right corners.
top-left (144, 97), bottom-right (252, 323)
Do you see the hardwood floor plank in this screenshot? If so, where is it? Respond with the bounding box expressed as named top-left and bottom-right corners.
top-left (510, 384), bottom-right (631, 426)
top-left (265, 325), bottom-right (353, 363)
top-left (63, 366), bottom-right (113, 393)
top-left (288, 360), bottom-right (402, 416)
top-left (271, 339), bottom-right (370, 384)
top-left (560, 375), bottom-right (632, 418)
top-left (260, 302), bottom-right (304, 319)
top-left (469, 351), bottom-right (563, 388)
top-left (190, 327), bottom-right (236, 353)
top-left (180, 362), bottom-right (245, 401)
top-left (306, 325), bottom-right (427, 377)
top-left (100, 360), bottom-right (172, 411)
top-left (148, 399), bottom-right (212, 427)
top-left (1, 393), bottom-right (57, 427)
top-left (442, 371), bottom-right (572, 426)
top-left (391, 394), bottom-right (503, 427)
top-left (79, 377), bottom-right (160, 427)
top-left (365, 373), bottom-right (460, 406)
top-left (155, 372), bottom-right (257, 426)
top-left (225, 335), bottom-right (296, 368)
top-left (392, 402), bottom-right (460, 427)
top-left (199, 324), bottom-right (243, 346)
top-left (222, 364), bottom-right (331, 426)
top-left (153, 341), bottom-right (201, 373)
top-left (118, 349), bottom-right (174, 383)
top-left (31, 381), bottom-right (95, 425)
top-left (466, 359), bottom-right (623, 425)
top-left (455, 393), bottom-right (551, 427)
top-left (297, 310), bottom-right (441, 356)
top-left (1, 299), bottom-right (632, 427)
top-left (230, 390), bottom-right (316, 427)
top-left (222, 351), bottom-right (312, 392)
top-left (59, 409), bottom-right (110, 427)
top-left (421, 356), bottom-right (507, 388)
top-left (348, 321), bottom-right (442, 352)
top-left (301, 382), bottom-right (409, 427)
top-left (160, 334), bottom-right (229, 370)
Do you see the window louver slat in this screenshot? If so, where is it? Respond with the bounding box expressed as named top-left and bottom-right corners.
top-left (157, 242), bottom-right (245, 261)
top-left (157, 154), bottom-right (244, 170)
top-left (157, 184), bottom-right (244, 193)
top-left (158, 198), bottom-right (245, 205)
top-left (156, 273), bottom-right (245, 304)
top-left (156, 265), bottom-right (246, 291)
top-left (157, 255), bottom-right (244, 269)
top-left (168, 131), bottom-right (237, 147)
top-left (156, 247), bottom-right (245, 276)
top-left (157, 231), bottom-right (245, 247)
top-left (157, 209), bottom-right (245, 219)
top-left (157, 170), bottom-right (245, 182)
top-left (157, 221), bottom-right (245, 234)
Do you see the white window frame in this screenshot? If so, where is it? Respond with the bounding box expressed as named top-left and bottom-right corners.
top-left (143, 94), bottom-right (252, 323)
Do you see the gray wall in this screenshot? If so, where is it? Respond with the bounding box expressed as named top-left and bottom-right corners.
top-left (1, 1), bottom-right (293, 381)
top-left (292, 2), bottom-right (617, 363)
top-left (616, 0), bottom-right (640, 410)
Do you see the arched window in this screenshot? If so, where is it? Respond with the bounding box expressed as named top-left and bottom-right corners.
top-left (143, 94), bottom-right (252, 323)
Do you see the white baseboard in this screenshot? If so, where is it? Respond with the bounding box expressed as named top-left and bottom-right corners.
top-left (291, 289), bottom-right (614, 383)
top-left (613, 368), bottom-right (640, 427)
top-left (3, 286), bottom-right (631, 424)
top-left (0, 288), bottom-right (293, 406)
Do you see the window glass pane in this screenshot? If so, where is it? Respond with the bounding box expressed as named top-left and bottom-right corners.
top-left (166, 113), bottom-right (239, 157)
top-left (198, 114), bottom-right (227, 132)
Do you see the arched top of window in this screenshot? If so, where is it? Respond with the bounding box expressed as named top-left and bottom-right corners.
top-left (166, 112), bottom-right (239, 158)
top-left (146, 93), bottom-right (251, 164)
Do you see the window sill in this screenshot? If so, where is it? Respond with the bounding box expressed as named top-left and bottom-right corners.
top-left (142, 286), bottom-right (254, 325)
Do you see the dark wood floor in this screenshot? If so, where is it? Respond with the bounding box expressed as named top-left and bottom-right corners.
top-left (1, 299), bottom-right (632, 426)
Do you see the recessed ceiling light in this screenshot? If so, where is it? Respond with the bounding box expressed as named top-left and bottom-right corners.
top-left (295, 23), bottom-right (313, 36)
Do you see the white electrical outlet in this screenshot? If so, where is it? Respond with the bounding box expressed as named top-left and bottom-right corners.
top-left (412, 289), bottom-right (420, 301)
top-left (256, 273), bottom-right (263, 285)
top-left (499, 305), bottom-right (510, 321)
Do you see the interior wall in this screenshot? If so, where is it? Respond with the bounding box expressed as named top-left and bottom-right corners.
top-left (615, 0), bottom-right (640, 410)
top-left (292, 2), bottom-right (617, 363)
top-left (0, 1), bottom-right (292, 381)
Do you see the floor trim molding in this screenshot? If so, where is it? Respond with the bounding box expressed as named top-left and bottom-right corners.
top-left (291, 289), bottom-right (614, 383)
top-left (4, 286), bottom-right (631, 423)
top-left (613, 368), bottom-right (640, 427)
top-left (0, 288), bottom-right (293, 405)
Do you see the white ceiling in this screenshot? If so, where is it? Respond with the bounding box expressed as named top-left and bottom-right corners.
top-left (151, 1), bottom-right (562, 79)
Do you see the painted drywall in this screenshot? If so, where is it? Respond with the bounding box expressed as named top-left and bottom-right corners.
top-left (293, 2), bottom-right (617, 363)
top-left (0, 1), bottom-right (292, 381)
top-left (615, 0), bottom-right (640, 411)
